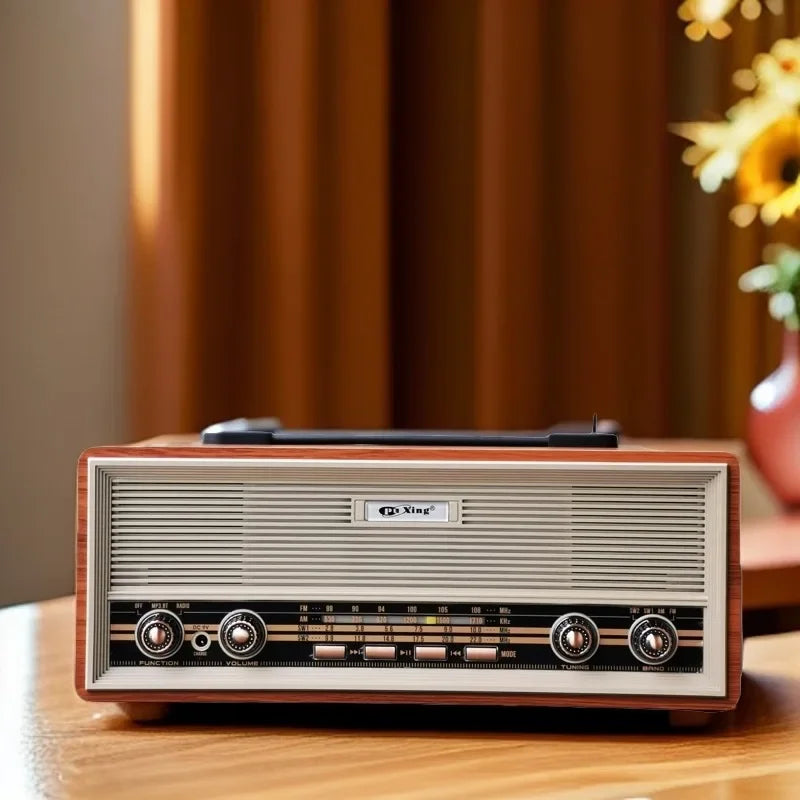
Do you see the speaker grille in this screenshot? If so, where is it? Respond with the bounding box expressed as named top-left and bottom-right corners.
top-left (107, 466), bottom-right (714, 596)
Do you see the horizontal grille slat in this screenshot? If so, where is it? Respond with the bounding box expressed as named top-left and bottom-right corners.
top-left (111, 524), bottom-right (704, 532)
top-left (109, 531), bottom-right (705, 540)
top-left (109, 575), bottom-right (699, 597)
top-left (110, 545), bottom-right (703, 556)
top-left (111, 556), bottom-right (703, 568)
top-left (111, 482), bottom-right (709, 496)
top-left (111, 565), bottom-right (704, 575)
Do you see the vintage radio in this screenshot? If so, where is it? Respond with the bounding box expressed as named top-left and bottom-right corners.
top-left (75, 422), bottom-right (741, 723)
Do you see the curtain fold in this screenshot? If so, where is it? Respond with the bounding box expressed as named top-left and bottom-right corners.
top-left (130, 0), bottom-right (791, 440)
top-left (390, 0), bottom-right (478, 428)
top-left (473, 0), bottom-right (544, 430)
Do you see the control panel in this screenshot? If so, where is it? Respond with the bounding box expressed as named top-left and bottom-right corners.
top-left (110, 601), bottom-right (703, 672)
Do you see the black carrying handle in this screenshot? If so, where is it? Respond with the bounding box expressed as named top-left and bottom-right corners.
top-left (200, 417), bottom-right (618, 449)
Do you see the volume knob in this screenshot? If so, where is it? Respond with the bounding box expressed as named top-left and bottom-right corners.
top-left (218, 609), bottom-right (267, 660)
top-left (135, 610), bottom-right (184, 659)
top-left (550, 613), bottom-right (600, 664)
top-left (629, 615), bottom-right (679, 665)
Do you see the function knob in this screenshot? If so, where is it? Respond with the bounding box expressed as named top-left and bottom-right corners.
top-left (628, 615), bottom-right (679, 665)
top-left (218, 609), bottom-right (267, 660)
top-left (550, 613), bottom-right (600, 664)
top-left (135, 610), bottom-right (184, 659)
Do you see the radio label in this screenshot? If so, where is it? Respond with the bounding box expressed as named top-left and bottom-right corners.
top-left (365, 501), bottom-right (450, 522)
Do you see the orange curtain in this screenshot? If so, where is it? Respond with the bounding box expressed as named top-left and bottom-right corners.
top-left (130, 0), bottom-right (785, 440)
top-left (131, 0), bottom-right (390, 435)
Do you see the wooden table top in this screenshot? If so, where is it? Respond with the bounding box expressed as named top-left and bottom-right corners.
top-left (3, 597), bottom-right (800, 799)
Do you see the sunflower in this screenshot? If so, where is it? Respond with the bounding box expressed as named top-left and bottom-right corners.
top-left (673, 36), bottom-right (800, 216)
top-left (735, 116), bottom-right (800, 225)
top-left (677, 0), bottom-right (784, 41)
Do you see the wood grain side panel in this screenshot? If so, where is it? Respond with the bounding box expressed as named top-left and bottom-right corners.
top-left (76, 445), bottom-right (741, 711)
top-left (726, 458), bottom-right (743, 707)
top-left (75, 452), bottom-right (89, 695)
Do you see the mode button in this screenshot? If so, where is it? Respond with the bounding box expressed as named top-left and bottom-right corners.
top-left (464, 646), bottom-right (498, 662)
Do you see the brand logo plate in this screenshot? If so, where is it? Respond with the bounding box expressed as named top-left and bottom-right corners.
top-left (365, 501), bottom-right (450, 522)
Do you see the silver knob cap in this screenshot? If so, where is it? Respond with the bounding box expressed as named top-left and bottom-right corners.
top-left (645, 632), bottom-right (664, 653)
top-left (550, 613), bottom-right (600, 664)
top-left (566, 629), bottom-right (585, 650)
top-left (629, 615), bottom-right (679, 665)
top-left (135, 610), bottom-right (184, 660)
top-left (147, 626), bottom-right (168, 646)
top-left (230, 625), bottom-right (251, 645)
top-left (218, 610), bottom-right (268, 660)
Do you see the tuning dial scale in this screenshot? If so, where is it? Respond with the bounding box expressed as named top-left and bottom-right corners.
top-left (628, 614), bottom-right (679, 665)
top-left (550, 613), bottom-right (600, 664)
top-left (134, 610), bottom-right (184, 659)
top-left (218, 609), bottom-right (268, 660)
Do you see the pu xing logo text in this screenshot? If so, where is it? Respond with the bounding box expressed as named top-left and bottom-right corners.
top-left (377, 504), bottom-right (436, 518)
top-left (364, 500), bottom-right (449, 523)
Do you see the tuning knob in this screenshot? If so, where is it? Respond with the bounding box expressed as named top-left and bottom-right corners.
top-left (550, 613), bottom-right (600, 664)
top-left (135, 610), bottom-right (184, 659)
top-left (218, 609), bottom-right (267, 659)
top-left (629, 615), bottom-right (679, 665)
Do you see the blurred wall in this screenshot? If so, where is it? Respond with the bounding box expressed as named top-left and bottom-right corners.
top-left (0, 1), bottom-right (128, 606)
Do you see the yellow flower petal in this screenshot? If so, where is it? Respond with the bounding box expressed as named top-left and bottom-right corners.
top-left (740, 0), bottom-right (762, 20)
top-left (733, 69), bottom-right (758, 91)
top-left (677, 1), bottom-right (694, 21)
top-left (681, 144), bottom-right (707, 166)
top-left (730, 204), bottom-right (759, 227)
top-left (760, 184), bottom-right (800, 224)
top-left (774, 182), bottom-right (800, 216)
top-left (685, 21), bottom-right (708, 41)
top-left (708, 19), bottom-right (733, 38)
top-left (694, 0), bottom-right (738, 23)
top-left (761, 201), bottom-right (782, 225)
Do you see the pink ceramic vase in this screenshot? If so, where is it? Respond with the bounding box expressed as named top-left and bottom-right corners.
top-left (747, 328), bottom-right (800, 508)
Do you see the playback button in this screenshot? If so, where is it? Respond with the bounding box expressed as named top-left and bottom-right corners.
top-left (364, 645), bottom-right (397, 660)
top-left (414, 645), bottom-right (447, 661)
top-left (313, 644), bottom-right (346, 660)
